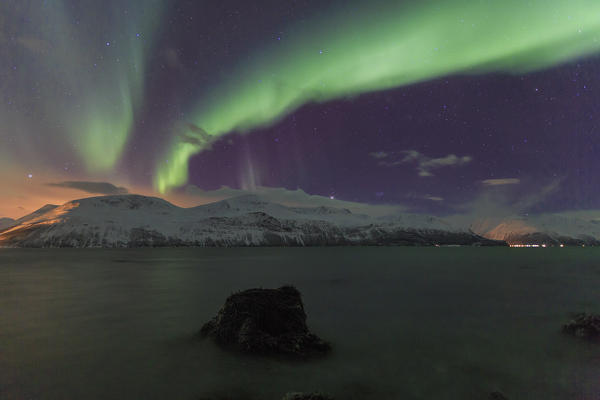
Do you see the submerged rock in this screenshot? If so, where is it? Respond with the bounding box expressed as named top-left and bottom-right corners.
top-left (489, 391), bottom-right (509, 400)
top-left (563, 313), bottom-right (600, 339)
top-left (200, 286), bottom-right (331, 357)
top-left (282, 393), bottom-right (333, 400)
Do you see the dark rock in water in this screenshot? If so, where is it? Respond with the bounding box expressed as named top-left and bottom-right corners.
top-left (200, 286), bottom-right (331, 357)
top-left (282, 393), bottom-right (333, 400)
top-left (489, 391), bottom-right (509, 400)
top-left (563, 313), bottom-right (600, 339)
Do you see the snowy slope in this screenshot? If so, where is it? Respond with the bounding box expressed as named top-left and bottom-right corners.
top-left (0, 194), bottom-right (502, 248)
top-left (190, 194), bottom-right (367, 225)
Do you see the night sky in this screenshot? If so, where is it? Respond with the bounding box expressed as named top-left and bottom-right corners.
top-left (1, 0), bottom-right (600, 218)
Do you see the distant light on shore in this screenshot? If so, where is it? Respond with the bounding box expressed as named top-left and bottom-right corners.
top-left (510, 243), bottom-right (571, 248)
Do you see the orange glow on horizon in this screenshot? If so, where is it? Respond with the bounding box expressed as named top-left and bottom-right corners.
top-left (0, 170), bottom-right (154, 219)
top-left (0, 170), bottom-right (221, 220)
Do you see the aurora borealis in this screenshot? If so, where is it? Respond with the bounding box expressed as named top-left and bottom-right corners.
top-left (1, 1), bottom-right (162, 173)
top-left (1, 0), bottom-right (600, 218)
top-left (154, 0), bottom-right (600, 193)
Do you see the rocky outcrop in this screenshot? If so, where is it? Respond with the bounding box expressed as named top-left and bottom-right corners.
top-left (563, 313), bottom-right (600, 339)
top-left (200, 286), bottom-right (330, 358)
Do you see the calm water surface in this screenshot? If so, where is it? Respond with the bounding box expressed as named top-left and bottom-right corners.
top-left (1, 248), bottom-right (599, 399)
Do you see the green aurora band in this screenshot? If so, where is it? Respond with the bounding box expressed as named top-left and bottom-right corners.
top-left (0, 1), bottom-right (162, 173)
top-left (155, 0), bottom-right (600, 193)
top-left (57, 1), bottom-right (163, 172)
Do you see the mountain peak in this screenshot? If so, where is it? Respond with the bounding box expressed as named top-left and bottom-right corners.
top-left (70, 194), bottom-right (175, 208)
top-left (0, 193), bottom-right (503, 248)
top-left (226, 194), bottom-right (271, 205)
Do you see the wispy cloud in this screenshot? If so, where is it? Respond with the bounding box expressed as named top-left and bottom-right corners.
top-left (368, 151), bottom-right (389, 159)
top-left (481, 178), bottom-right (520, 186)
top-left (403, 192), bottom-right (445, 204)
top-left (47, 181), bottom-right (129, 195)
top-left (416, 153), bottom-right (472, 177)
top-left (372, 150), bottom-right (472, 177)
top-left (446, 177), bottom-right (564, 229)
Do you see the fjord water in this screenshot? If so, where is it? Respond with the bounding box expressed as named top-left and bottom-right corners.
top-left (1, 248), bottom-right (599, 400)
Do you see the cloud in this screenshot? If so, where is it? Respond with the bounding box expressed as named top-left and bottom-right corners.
top-left (376, 150), bottom-right (472, 177)
top-left (400, 150), bottom-right (421, 163)
top-left (481, 178), bottom-right (520, 186)
top-left (445, 177), bottom-right (564, 229)
top-left (368, 151), bottom-right (389, 159)
top-left (403, 192), bottom-right (445, 205)
top-left (184, 185), bottom-right (407, 216)
top-left (424, 195), bottom-right (444, 202)
top-left (47, 181), bottom-right (129, 195)
top-left (512, 178), bottom-right (562, 212)
top-left (179, 123), bottom-right (216, 149)
top-left (417, 153), bottom-right (472, 176)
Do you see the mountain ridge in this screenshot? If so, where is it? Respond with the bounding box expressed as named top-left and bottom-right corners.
top-left (0, 194), bottom-right (504, 248)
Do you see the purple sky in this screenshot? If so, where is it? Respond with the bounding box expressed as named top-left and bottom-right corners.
top-left (2, 0), bottom-right (599, 217)
top-left (177, 58), bottom-right (599, 214)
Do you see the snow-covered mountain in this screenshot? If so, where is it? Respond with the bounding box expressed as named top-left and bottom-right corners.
top-left (471, 213), bottom-right (600, 246)
top-left (0, 194), bottom-right (503, 248)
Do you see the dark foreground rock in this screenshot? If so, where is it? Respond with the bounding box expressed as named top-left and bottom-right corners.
top-left (489, 391), bottom-right (509, 400)
top-left (282, 393), bottom-right (333, 400)
top-left (200, 286), bottom-right (331, 357)
top-left (563, 313), bottom-right (600, 339)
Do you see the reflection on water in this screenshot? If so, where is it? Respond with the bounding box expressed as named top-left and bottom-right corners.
top-left (1, 248), bottom-right (599, 399)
